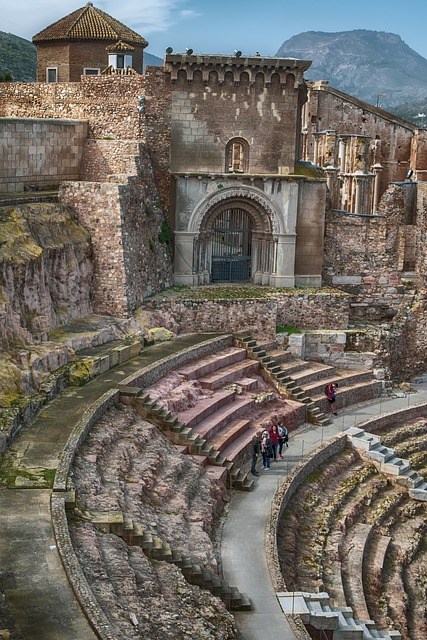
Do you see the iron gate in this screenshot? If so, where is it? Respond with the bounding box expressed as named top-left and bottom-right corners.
top-left (211, 208), bottom-right (252, 282)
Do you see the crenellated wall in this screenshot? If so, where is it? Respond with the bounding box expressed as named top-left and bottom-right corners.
top-left (166, 54), bottom-right (310, 176)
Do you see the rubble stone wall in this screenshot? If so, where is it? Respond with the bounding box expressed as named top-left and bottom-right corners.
top-left (0, 70), bottom-right (172, 215)
top-left (322, 184), bottom-right (419, 321)
top-left (143, 292), bottom-right (350, 340)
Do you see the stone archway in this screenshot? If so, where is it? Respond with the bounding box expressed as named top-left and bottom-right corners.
top-left (174, 185), bottom-right (297, 287)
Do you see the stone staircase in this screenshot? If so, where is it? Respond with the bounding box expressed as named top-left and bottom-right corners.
top-left (88, 510), bottom-right (251, 611)
top-left (237, 335), bottom-right (382, 426)
top-left (126, 388), bottom-right (255, 491)
top-left (119, 344), bottom-right (302, 491)
top-left (345, 427), bottom-right (427, 500)
top-left (277, 591), bottom-right (402, 639)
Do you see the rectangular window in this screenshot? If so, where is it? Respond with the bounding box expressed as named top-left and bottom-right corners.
top-left (116, 55), bottom-right (125, 69)
top-left (83, 68), bottom-right (100, 76)
top-left (46, 67), bottom-right (57, 83)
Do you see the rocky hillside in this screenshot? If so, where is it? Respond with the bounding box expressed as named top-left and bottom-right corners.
top-left (276, 30), bottom-right (427, 109)
top-left (0, 32), bottom-right (36, 82)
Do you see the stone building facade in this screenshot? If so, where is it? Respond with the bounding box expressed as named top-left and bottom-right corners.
top-left (302, 80), bottom-right (427, 215)
top-left (2, 4), bottom-right (427, 347)
top-left (166, 53), bottom-right (326, 287)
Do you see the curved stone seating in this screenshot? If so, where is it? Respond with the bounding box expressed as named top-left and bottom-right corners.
top-left (345, 426), bottom-right (427, 499)
top-left (270, 403), bottom-right (427, 640)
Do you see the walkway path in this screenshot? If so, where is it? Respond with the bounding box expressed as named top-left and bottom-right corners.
top-left (0, 334), bottom-right (214, 640)
top-left (221, 390), bottom-right (427, 640)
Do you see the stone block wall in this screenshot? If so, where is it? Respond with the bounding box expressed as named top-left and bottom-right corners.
top-left (167, 56), bottom-right (308, 176)
top-left (143, 298), bottom-right (278, 341)
top-left (0, 117), bottom-right (87, 193)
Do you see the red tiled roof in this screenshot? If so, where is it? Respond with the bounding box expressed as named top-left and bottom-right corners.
top-left (32, 2), bottom-right (148, 47)
top-left (106, 40), bottom-right (135, 52)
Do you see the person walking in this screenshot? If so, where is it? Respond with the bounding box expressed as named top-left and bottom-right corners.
top-left (268, 424), bottom-right (280, 461)
top-left (277, 422), bottom-right (288, 458)
top-left (251, 430), bottom-right (261, 476)
top-left (260, 430), bottom-right (272, 470)
top-left (324, 382), bottom-right (339, 415)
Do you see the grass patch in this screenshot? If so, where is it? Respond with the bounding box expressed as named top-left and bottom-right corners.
top-left (276, 324), bottom-right (301, 335)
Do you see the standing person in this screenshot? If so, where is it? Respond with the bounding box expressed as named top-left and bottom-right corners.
top-left (261, 430), bottom-right (272, 470)
top-left (324, 382), bottom-right (338, 415)
top-left (268, 424), bottom-right (280, 461)
top-left (251, 430), bottom-right (261, 476)
top-left (277, 422), bottom-right (289, 458)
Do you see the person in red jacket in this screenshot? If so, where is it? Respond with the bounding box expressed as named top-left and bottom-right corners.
top-left (324, 382), bottom-right (338, 415)
top-left (268, 424), bottom-right (280, 461)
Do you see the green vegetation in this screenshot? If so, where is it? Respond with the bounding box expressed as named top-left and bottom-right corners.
top-left (158, 220), bottom-right (173, 245)
top-left (0, 31), bottom-right (36, 82)
top-left (152, 284), bottom-right (343, 301)
top-left (276, 324), bottom-right (301, 335)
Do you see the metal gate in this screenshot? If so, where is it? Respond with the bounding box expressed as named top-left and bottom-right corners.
top-left (211, 208), bottom-right (252, 282)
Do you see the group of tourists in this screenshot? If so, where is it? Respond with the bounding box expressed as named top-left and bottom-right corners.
top-left (251, 423), bottom-right (289, 476)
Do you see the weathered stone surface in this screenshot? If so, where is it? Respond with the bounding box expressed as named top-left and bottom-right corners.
top-left (70, 405), bottom-right (237, 639)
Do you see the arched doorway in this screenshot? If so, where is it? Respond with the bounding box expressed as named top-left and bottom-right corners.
top-left (211, 207), bottom-right (253, 282)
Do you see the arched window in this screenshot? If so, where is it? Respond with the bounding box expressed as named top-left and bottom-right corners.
top-left (225, 137), bottom-right (250, 173)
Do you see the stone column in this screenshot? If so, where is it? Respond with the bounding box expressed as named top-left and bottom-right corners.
top-left (325, 165), bottom-right (340, 209)
top-left (268, 234), bottom-right (296, 287)
top-left (313, 136), bottom-right (319, 166)
top-left (174, 231), bottom-right (198, 285)
top-left (372, 163), bottom-right (383, 214)
top-left (354, 171), bottom-right (364, 214)
top-left (338, 137), bottom-right (347, 172)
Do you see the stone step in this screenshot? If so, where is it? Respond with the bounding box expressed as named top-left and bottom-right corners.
top-left (381, 456), bottom-right (411, 476)
top-left (218, 428), bottom-right (256, 467)
top-left (311, 380), bottom-right (382, 413)
top-left (199, 360), bottom-right (260, 390)
top-left (208, 418), bottom-right (252, 453)
top-left (176, 389), bottom-right (236, 429)
top-left (290, 362), bottom-right (336, 386)
top-left (238, 377), bottom-right (260, 391)
top-left (176, 347), bottom-right (247, 380)
top-left (265, 349), bottom-right (294, 364)
top-left (300, 370), bottom-right (374, 396)
top-left (278, 359), bottom-right (311, 377)
top-left (190, 396), bottom-right (255, 441)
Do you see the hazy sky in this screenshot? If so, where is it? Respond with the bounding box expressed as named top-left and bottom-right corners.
top-left (4, 0), bottom-right (427, 61)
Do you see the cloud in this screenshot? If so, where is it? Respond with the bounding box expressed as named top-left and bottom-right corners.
top-left (3, 0), bottom-right (197, 41)
top-left (179, 9), bottom-right (202, 19)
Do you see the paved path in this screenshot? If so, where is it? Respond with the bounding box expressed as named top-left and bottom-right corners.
top-left (221, 390), bottom-right (427, 640)
top-left (0, 334), bottom-right (214, 640)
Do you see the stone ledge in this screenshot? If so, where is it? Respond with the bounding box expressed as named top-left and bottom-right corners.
top-left (51, 494), bottom-right (120, 640)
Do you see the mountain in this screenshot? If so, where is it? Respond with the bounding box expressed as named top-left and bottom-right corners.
top-left (144, 52), bottom-right (163, 69)
top-left (0, 32), bottom-right (36, 82)
top-left (276, 30), bottom-right (427, 109)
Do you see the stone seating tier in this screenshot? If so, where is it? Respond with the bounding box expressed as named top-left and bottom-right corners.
top-left (176, 347), bottom-right (247, 380)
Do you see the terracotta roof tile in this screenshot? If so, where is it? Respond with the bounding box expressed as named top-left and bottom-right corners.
top-left (32, 3), bottom-right (148, 47)
top-left (106, 40), bottom-right (135, 52)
